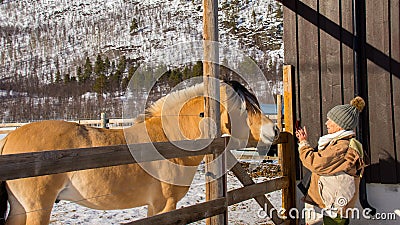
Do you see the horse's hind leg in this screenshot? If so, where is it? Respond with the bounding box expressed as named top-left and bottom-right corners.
top-left (6, 175), bottom-right (67, 225)
top-left (6, 192), bottom-right (26, 225)
top-left (6, 193), bottom-right (26, 225)
top-left (6, 186), bottom-right (55, 225)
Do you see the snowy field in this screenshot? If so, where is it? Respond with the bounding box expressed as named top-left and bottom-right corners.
top-left (50, 163), bottom-right (281, 225)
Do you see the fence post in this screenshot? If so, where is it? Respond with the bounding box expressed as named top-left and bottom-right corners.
top-left (277, 95), bottom-right (283, 167)
top-left (203, 0), bottom-right (227, 224)
top-left (282, 65), bottom-right (297, 224)
top-left (100, 112), bottom-right (108, 129)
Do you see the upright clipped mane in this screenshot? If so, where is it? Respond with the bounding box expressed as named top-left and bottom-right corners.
top-left (224, 80), bottom-right (262, 114)
top-left (136, 80), bottom-right (261, 122)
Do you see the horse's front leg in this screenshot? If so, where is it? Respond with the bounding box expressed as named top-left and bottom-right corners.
top-left (157, 183), bottom-right (189, 214)
top-left (147, 201), bottom-right (166, 217)
top-left (159, 197), bottom-right (178, 214)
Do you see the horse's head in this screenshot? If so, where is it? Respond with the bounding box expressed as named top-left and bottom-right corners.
top-left (220, 81), bottom-right (279, 147)
top-left (137, 80), bottom-right (279, 148)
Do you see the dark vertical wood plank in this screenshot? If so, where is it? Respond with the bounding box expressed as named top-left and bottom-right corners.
top-left (297, 0), bottom-right (321, 147)
top-left (283, 0), bottom-right (299, 120)
top-left (283, 0), bottom-right (298, 68)
top-left (319, 0), bottom-right (342, 133)
top-left (283, 0), bottom-right (302, 180)
top-left (390, 0), bottom-right (400, 183)
top-left (341, 0), bottom-right (355, 103)
top-left (366, 0), bottom-right (396, 183)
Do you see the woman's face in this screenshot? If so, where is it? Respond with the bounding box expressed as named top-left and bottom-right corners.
top-left (325, 119), bottom-right (343, 134)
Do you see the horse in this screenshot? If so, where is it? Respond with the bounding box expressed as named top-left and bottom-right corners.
top-left (0, 80), bottom-right (279, 225)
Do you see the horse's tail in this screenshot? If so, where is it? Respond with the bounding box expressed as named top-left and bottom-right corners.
top-left (0, 136), bottom-right (6, 155)
top-left (0, 181), bottom-right (7, 225)
top-left (0, 137), bottom-right (8, 225)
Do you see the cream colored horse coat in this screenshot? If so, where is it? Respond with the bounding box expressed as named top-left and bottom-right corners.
top-left (0, 81), bottom-right (277, 225)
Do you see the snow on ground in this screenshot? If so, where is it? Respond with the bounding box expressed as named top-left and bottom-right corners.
top-left (50, 162), bottom-right (282, 225)
top-left (0, 130), bottom-right (13, 139)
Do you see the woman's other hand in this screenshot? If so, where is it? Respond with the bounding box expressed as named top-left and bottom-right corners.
top-left (295, 126), bottom-right (308, 142)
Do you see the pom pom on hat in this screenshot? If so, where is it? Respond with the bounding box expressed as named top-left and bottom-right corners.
top-left (350, 96), bottom-right (365, 112)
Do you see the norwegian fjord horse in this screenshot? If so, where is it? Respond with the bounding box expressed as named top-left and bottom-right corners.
top-left (0, 81), bottom-right (278, 225)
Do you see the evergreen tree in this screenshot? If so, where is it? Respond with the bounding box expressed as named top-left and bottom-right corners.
top-left (122, 76), bottom-right (129, 91)
top-left (76, 66), bottom-right (83, 84)
top-left (127, 65), bottom-right (137, 81)
top-left (110, 70), bottom-right (122, 91)
top-left (182, 66), bottom-right (191, 80)
top-left (94, 54), bottom-right (105, 77)
top-left (83, 57), bottom-right (92, 83)
top-left (63, 73), bottom-right (71, 84)
top-left (49, 71), bottom-right (54, 83)
top-left (93, 74), bottom-right (108, 94)
top-left (55, 70), bottom-right (62, 83)
top-left (192, 61), bottom-right (203, 77)
top-left (130, 18), bottom-right (139, 33)
top-left (168, 69), bottom-right (182, 86)
top-left (117, 56), bottom-right (126, 73)
top-left (104, 57), bottom-right (111, 74)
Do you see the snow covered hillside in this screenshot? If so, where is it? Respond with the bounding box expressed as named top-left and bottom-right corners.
top-left (0, 0), bottom-right (283, 82)
top-left (0, 0), bottom-right (283, 122)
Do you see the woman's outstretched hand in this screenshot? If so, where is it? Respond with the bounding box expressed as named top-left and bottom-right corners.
top-left (295, 126), bottom-right (308, 142)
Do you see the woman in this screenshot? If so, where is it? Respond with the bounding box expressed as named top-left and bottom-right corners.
top-left (295, 97), bottom-right (366, 225)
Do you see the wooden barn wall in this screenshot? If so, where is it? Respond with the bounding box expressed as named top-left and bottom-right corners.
top-left (282, 0), bottom-right (400, 184)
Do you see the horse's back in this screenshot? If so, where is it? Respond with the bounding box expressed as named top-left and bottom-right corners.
top-left (1, 120), bottom-right (119, 155)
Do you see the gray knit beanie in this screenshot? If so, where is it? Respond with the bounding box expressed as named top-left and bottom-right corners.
top-left (327, 96), bottom-right (366, 130)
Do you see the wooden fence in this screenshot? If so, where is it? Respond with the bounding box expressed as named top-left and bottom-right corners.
top-left (0, 135), bottom-right (293, 224)
top-left (0, 66), bottom-right (297, 224)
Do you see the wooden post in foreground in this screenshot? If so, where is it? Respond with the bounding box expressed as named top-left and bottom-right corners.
top-left (203, 0), bottom-right (227, 225)
top-left (282, 65), bottom-right (297, 224)
top-left (277, 94), bottom-right (283, 166)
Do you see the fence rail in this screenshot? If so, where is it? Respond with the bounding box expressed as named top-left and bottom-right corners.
top-left (0, 138), bottom-right (227, 181)
top-left (0, 134), bottom-right (289, 182)
top-left (0, 118), bottom-right (135, 129)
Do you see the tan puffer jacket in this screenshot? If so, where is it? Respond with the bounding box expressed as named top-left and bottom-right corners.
top-left (299, 136), bottom-right (365, 214)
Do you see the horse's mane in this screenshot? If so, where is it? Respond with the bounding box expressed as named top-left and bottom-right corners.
top-left (135, 80), bottom-right (261, 123)
top-left (224, 80), bottom-right (261, 114)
